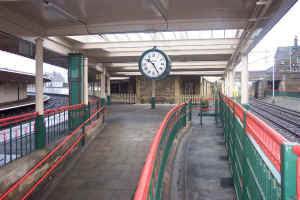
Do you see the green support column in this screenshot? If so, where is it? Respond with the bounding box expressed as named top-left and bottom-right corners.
top-left (35, 115), bottom-right (46, 149)
top-left (68, 53), bottom-right (83, 106)
top-left (68, 54), bottom-right (84, 132)
top-left (281, 143), bottom-right (297, 200)
top-left (151, 97), bottom-right (156, 109)
top-left (151, 80), bottom-right (156, 109)
top-left (182, 104), bottom-right (187, 127)
top-left (101, 98), bottom-right (106, 122)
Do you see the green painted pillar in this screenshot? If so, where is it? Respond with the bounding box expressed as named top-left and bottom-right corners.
top-left (35, 115), bottom-right (46, 149)
top-left (151, 97), bottom-right (156, 109)
top-left (188, 100), bottom-right (192, 121)
top-left (151, 80), bottom-right (156, 109)
top-left (68, 53), bottom-right (83, 106)
top-left (183, 104), bottom-right (187, 127)
top-left (68, 53), bottom-right (84, 132)
top-left (101, 98), bottom-right (106, 122)
top-left (281, 143), bottom-right (298, 200)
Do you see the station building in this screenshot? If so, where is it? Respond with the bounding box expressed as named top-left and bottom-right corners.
top-left (0, 68), bottom-right (49, 104)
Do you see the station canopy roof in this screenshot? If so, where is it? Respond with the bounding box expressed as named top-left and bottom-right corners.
top-left (0, 68), bottom-right (50, 83)
top-left (0, 0), bottom-right (297, 78)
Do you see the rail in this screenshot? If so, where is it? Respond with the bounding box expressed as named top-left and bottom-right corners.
top-left (133, 102), bottom-right (190, 200)
top-left (0, 99), bottom-right (102, 167)
top-left (0, 112), bottom-right (38, 166)
top-left (219, 92), bottom-right (300, 199)
top-left (0, 104), bottom-right (107, 200)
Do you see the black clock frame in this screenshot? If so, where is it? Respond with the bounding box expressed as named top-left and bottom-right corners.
top-left (138, 47), bottom-right (171, 80)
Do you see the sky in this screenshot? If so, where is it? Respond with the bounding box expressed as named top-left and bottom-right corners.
top-left (0, 1), bottom-right (300, 77)
top-left (247, 0), bottom-right (300, 71)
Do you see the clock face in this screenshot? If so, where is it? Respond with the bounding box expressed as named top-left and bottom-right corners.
top-left (138, 48), bottom-right (171, 80)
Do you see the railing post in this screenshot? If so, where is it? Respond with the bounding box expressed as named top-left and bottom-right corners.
top-left (188, 100), bottom-right (192, 121)
top-left (183, 104), bottom-right (187, 127)
top-left (96, 99), bottom-right (100, 119)
top-left (281, 143), bottom-right (297, 200)
top-left (241, 110), bottom-right (249, 199)
top-left (101, 99), bottom-right (106, 122)
top-left (35, 115), bottom-right (46, 149)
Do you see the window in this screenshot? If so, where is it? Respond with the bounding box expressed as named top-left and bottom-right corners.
top-left (297, 56), bottom-right (300, 64)
top-left (280, 60), bottom-right (285, 65)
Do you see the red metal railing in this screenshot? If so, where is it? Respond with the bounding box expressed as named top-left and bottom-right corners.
top-left (221, 93), bottom-right (288, 172)
top-left (246, 111), bottom-right (288, 172)
top-left (134, 103), bottom-right (187, 200)
top-left (0, 105), bottom-right (107, 200)
top-left (0, 100), bottom-right (100, 167)
top-left (235, 103), bottom-right (245, 122)
top-left (0, 112), bottom-right (38, 128)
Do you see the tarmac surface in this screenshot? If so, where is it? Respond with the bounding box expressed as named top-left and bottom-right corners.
top-left (36, 104), bottom-right (172, 200)
top-left (170, 113), bottom-right (235, 200)
top-left (32, 104), bottom-right (235, 200)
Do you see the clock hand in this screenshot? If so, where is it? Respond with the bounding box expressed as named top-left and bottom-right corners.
top-left (146, 59), bottom-right (159, 74)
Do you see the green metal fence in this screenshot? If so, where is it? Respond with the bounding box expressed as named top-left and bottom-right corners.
top-left (0, 99), bottom-right (104, 167)
top-left (219, 92), bottom-right (300, 200)
top-left (133, 102), bottom-right (191, 200)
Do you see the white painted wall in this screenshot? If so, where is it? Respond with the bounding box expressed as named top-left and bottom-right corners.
top-left (0, 82), bottom-right (27, 103)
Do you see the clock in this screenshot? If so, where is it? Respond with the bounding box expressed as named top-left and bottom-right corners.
top-left (138, 47), bottom-right (171, 80)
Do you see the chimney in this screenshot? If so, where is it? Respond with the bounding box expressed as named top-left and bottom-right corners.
top-left (294, 36), bottom-right (298, 47)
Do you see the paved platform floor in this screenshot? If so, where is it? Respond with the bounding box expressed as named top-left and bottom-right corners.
top-left (37, 104), bottom-right (172, 200)
top-left (171, 114), bottom-right (235, 200)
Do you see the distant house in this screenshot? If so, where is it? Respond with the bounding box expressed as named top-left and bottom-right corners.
top-left (274, 36), bottom-right (300, 72)
top-left (45, 71), bottom-right (66, 88)
top-left (0, 68), bottom-right (49, 103)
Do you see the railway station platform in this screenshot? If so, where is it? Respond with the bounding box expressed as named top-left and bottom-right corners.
top-left (1, 94), bottom-right (300, 200)
top-left (171, 114), bottom-right (235, 200)
top-left (29, 105), bottom-right (235, 200)
top-left (32, 104), bottom-right (173, 200)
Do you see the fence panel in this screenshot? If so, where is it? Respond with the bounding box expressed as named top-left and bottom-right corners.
top-left (219, 92), bottom-right (290, 200)
top-left (0, 113), bottom-right (38, 167)
top-left (133, 103), bottom-right (188, 200)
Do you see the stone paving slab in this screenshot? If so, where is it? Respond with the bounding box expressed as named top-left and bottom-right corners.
top-left (171, 114), bottom-right (236, 200)
top-left (38, 104), bottom-right (172, 200)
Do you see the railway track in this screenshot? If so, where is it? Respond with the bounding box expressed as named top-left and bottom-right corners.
top-left (0, 95), bottom-right (68, 119)
top-left (250, 99), bottom-right (300, 142)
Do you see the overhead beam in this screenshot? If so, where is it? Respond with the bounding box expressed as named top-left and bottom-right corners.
top-left (108, 65), bottom-right (225, 71)
top-left (101, 49), bottom-right (234, 57)
top-left (75, 38), bottom-right (239, 49)
top-left (22, 37), bottom-right (73, 55)
top-left (46, 18), bottom-right (247, 36)
top-left (106, 61), bottom-right (228, 67)
top-left (111, 71), bottom-right (224, 76)
top-left (98, 45), bottom-right (235, 53)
